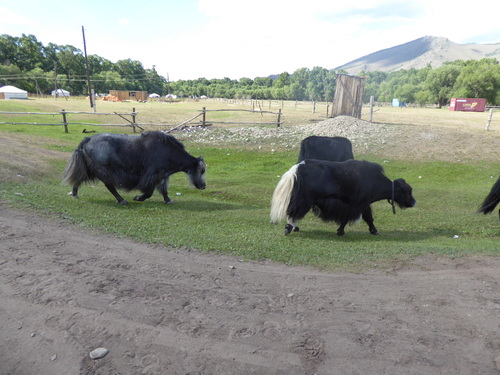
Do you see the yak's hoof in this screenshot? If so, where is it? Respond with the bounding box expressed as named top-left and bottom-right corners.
top-left (370, 231), bottom-right (379, 235)
top-left (164, 200), bottom-right (174, 205)
top-left (118, 200), bottom-right (129, 205)
top-left (284, 224), bottom-right (293, 235)
top-left (337, 232), bottom-right (345, 237)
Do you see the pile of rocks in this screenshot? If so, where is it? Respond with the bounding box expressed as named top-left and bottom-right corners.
top-left (179, 116), bottom-right (403, 153)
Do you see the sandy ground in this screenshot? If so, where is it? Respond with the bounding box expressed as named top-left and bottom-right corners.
top-left (1, 201), bottom-right (499, 375)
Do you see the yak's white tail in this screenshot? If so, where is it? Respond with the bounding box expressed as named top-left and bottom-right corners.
top-left (270, 164), bottom-right (299, 224)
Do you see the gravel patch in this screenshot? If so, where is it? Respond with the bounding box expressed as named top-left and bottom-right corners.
top-left (177, 115), bottom-right (498, 163)
top-left (179, 116), bottom-right (402, 153)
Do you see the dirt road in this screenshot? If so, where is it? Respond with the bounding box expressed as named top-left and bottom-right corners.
top-left (1, 201), bottom-right (499, 374)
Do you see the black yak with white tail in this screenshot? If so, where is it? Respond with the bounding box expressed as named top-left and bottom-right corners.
top-left (297, 136), bottom-right (354, 163)
top-left (62, 131), bottom-right (206, 205)
top-left (478, 176), bottom-right (500, 219)
top-left (270, 159), bottom-right (416, 236)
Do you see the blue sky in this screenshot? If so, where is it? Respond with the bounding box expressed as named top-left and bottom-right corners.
top-left (1, 0), bottom-right (499, 81)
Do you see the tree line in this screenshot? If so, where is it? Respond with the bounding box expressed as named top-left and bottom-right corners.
top-left (1, 34), bottom-right (499, 105)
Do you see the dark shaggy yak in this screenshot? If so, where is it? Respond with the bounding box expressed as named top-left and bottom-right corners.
top-left (62, 131), bottom-right (206, 205)
top-left (297, 136), bottom-right (354, 163)
top-left (270, 159), bottom-right (416, 236)
top-left (478, 176), bottom-right (500, 219)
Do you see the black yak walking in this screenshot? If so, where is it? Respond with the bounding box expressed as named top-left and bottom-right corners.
top-left (270, 159), bottom-right (416, 236)
top-left (63, 131), bottom-right (206, 205)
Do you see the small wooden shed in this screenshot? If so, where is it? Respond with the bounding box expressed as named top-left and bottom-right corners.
top-left (109, 90), bottom-right (148, 102)
top-left (331, 74), bottom-right (365, 118)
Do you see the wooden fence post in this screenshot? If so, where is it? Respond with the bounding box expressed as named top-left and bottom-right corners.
top-left (485, 108), bottom-right (493, 130)
top-left (132, 107), bottom-right (137, 132)
top-left (202, 107), bottom-right (206, 126)
top-left (369, 96), bottom-right (374, 122)
top-left (277, 109), bottom-right (282, 127)
top-left (61, 109), bottom-right (68, 133)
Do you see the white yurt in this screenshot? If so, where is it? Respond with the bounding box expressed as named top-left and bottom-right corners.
top-left (51, 88), bottom-right (70, 97)
top-left (148, 93), bottom-right (160, 98)
top-left (0, 85), bottom-right (28, 100)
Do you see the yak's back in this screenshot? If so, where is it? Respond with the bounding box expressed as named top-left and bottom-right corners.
top-left (301, 159), bottom-right (384, 177)
top-left (81, 132), bottom-right (185, 166)
top-left (298, 136), bottom-right (353, 163)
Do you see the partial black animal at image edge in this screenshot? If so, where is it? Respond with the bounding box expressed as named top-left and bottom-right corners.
top-left (478, 176), bottom-right (500, 219)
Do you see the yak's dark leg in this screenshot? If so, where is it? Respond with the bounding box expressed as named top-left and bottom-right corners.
top-left (71, 185), bottom-right (80, 198)
top-left (336, 221), bottom-right (348, 237)
top-left (157, 178), bottom-right (173, 204)
top-left (283, 197), bottom-right (314, 235)
top-left (104, 184), bottom-right (128, 205)
top-left (362, 206), bottom-right (378, 235)
top-left (134, 187), bottom-right (154, 202)
top-left (284, 217), bottom-right (300, 235)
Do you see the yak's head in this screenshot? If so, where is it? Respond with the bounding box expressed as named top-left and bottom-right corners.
top-left (394, 178), bottom-right (416, 209)
top-left (187, 157), bottom-right (206, 190)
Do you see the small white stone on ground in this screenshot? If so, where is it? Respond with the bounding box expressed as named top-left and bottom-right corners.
top-left (89, 347), bottom-right (109, 360)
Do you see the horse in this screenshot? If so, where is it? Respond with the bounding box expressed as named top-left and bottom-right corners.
top-left (62, 131), bottom-right (206, 205)
top-left (478, 176), bottom-right (500, 219)
top-left (270, 159), bottom-right (416, 236)
top-left (297, 136), bottom-right (354, 163)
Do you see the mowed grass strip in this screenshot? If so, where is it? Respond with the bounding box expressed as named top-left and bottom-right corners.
top-left (1, 143), bottom-right (498, 271)
top-left (1, 98), bottom-right (498, 270)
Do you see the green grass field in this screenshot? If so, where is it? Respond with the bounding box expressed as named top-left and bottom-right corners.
top-left (0, 98), bottom-right (498, 270)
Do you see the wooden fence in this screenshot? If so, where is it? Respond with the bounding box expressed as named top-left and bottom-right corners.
top-left (0, 107), bottom-right (283, 133)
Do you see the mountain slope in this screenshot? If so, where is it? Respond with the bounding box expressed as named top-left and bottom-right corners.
top-left (336, 36), bottom-right (500, 74)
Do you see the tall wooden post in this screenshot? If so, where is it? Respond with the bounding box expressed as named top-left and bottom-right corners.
top-left (61, 109), bottom-right (68, 133)
top-left (202, 107), bottom-right (206, 127)
top-left (277, 109), bottom-right (282, 127)
top-left (485, 108), bottom-right (493, 130)
top-left (82, 26), bottom-right (93, 109)
top-left (369, 96), bottom-right (374, 122)
top-left (132, 107), bottom-right (137, 133)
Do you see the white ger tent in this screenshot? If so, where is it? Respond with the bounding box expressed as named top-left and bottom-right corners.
top-left (0, 85), bottom-right (28, 100)
top-left (51, 88), bottom-right (70, 97)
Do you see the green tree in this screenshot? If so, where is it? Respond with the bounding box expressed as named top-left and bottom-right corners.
top-left (0, 34), bottom-right (18, 66)
top-left (17, 34), bottom-right (45, 71)
top-left (425, 63), bottom-right (461, 107)
top-left (453, 59), bottom-right (500, 104)
top-left (273, 72), bottom-right (290, 88)
top-left (114, 59), bottom-right (147, 90)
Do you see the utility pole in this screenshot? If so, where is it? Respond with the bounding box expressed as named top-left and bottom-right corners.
top-left (82, 26), bottom-right (94, 110)
top-left (53, 61), bottom-right (57, 100)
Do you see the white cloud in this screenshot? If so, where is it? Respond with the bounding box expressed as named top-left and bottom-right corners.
top-left (0, 6), bottom-right (36, 26)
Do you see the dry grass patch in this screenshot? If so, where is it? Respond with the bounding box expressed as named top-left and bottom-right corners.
top-left (0, 133), bottom-right (69, 182)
